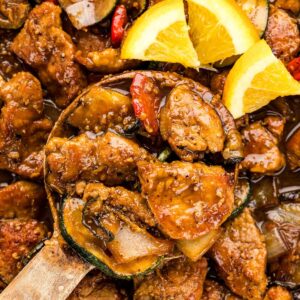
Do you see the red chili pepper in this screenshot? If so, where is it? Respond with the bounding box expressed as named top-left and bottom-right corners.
top-left (130, 73), bottom-right (160, 135)
top-left (287, 57), bottom-right (300, 81)
top-left (111, 5), bottom-right (128, 48)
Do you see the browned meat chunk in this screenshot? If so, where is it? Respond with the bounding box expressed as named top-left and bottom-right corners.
top-left (0, 219), bottom-right (48, 284)
top-left (210, 70), bottom-right (229, 95)
top-left (75, 31), bottom-right (138, 74)
top-left (0, 72), bottom-right (53, 178)
top-left (265, 6), bottom-right (300, 64)
top-left (46, 131), bottom-right (153, 193)
top-left (11, 2), bottom-right (87, 108)
top-left (275, 0), bottom-right (300, 14)
top-left (270, 239), bottom-right (300, 286)
top-left (134, 257), bottom-right (207, 300)
top-left (286, 127), bottom-right (300, 170)
top-left (241, 118), bottom-right (285, 174)
top-left (202, 280), bottom-right (241, 300)
top-left (67, 86), bottom-right (136, 134)
top-left (0, 30), bottom-right (25, 80)
top-left (0, 181), bottom-right (46, 219)
top-left (68, 270), bottom-right (128, 300)
top-left (0, 0), bottom-right (30, 29)
top-left (264, 287), bottom-right (292, 300)
top-left (210, 209), bottom-right (267, 300)
top-left (138, 160), bottom-right (234, 240)
top-left (160, 84), bottom-right (225, 162)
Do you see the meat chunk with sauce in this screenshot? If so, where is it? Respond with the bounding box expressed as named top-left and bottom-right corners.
top-left (11, 2), bottom-right (86, 108)
top-left (241, 117), bottom-right (285, 174)
top-left (286, 127), bottom-right (300, 170)
top-left (265, 6), bottom-right (300, 64)
top-left (0, 181), bottom-right (46, 219)
top-left (75, 30), bottom-right (138, 74)
top-left (202, 280), bottom-right (241, 300)
top-left (138, 160), bottom-right (234, 240)
top-left (275, 0), bottom-right (300, 14)
top-left (134, 257), bottom-right (207, 300)
top-left (0, 219), bottom-right (48, 284)
top-left (210, 70), bottom-right (229, 95)
top-left (160, 84), bottom-right (225, 162)
top-left (68, 270), bottom-right (128, 300)
top-left (67, 86), bottom-right (136, 134)
top-left (46, 131), bottom-right (153, 194)
top-left (264, 287), bottom-right (292, 300)
top-left (0, 72), bottom-right (53, 178)
top-left (0, 0), bottom-right (30, 29)
top-left (210, 209), bottom-right (268, 300)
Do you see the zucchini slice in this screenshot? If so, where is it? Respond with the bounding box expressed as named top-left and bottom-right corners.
top-left (229, 178), bottom-right (251, 220)
top-left (236, 0), bottom-right (269, 37)
top-left (120, 0), bottom-right (148, 18)
top-left (176, 228), bottom-right (222, 261)
top-left (59, 0), bottom-right (117, 29)
top-left (60, 197), bottom-right (164, 279)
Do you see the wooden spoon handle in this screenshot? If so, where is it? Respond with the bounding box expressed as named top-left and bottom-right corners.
top-left (0, 239), bottom-right (93, 300)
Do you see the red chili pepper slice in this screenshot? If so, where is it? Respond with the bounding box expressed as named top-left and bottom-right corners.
top-left (130, 73), bottom-right (160, 135)
top-left (287, 57), bottom-right (300, 81)
top-left (111, 5), bottom-right (128, 48)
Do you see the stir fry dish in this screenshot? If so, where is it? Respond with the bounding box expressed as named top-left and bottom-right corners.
top-left (0, 0), bottom-right (300, 299)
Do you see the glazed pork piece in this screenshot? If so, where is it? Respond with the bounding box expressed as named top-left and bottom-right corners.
top-left (286, 127), bottom-right (300, 170)
top-left (45, 131), bottom-right (153, 193)
top-left (138, 160), bottom-right (234, 240)
top-left (0, 219), bottom-right (48, 285)
top-left (275, 0), bottom-right (300, 14)
top-left (0, 72), bottom-right (53, 178)
top-left (68, 270), bottom-right (128, 300)
top-left (0, 0), bottom-right (30, 29)
top-left (210, 70), bottom-right (229, 95)
top-left (67, 86), bottom-right (136, 134)
top-left (210, 209), bottom-right (267, 300)
top-left (75, 30), bottom-right (138, 74)
top-left (241, 116), bottom-right (285, 174)
top-left (201, 280), bottom-right (241, 300)
top-left (134, 257), bottom-right (207, 300)
top-left (0, 181), bottom-right (46, 219)
top-left (264, 287), bottom-right (292, 300)
top-left (160, 84), bottom-right (225, 162)
top-left (265, 6), bottom-right (300, 64)
top-left (11, 2), bottom-right (86, 108)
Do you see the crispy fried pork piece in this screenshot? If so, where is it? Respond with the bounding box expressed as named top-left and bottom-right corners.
top-left (138, 160), bottom-right (234, 240)
top-left (0, 0), bottom-right (30, 29)
top-left (210, 209), bottom-right (268, 300)
top-left (0, 219), bottom-right (48, 284)
top-left (0, 72), bottom-right (53, 178)
top-left (202, 280), bottom-right (241, 300)
top-left (241, 118), bottom-right (285, 174)
top-left (264, 286), bottom-right (292, 300)
top-left (275, 0), bottom-right (300, 14)
top-left (270, 239), bottom-right (300, 286)
top-left (11, 2), bottom-right (86, 108)
top-left (67, 86), bottom-right (136, 134)
top-left (0, 30), bottom-right (25, 80)
top-left (0, 181), bottom-right (46, 219)
top-left (210, 70), bottom-right (229, 95)
top-left (160, 84), bottom-right (225, 162)
top-left (68, 270), bottom-right (128, 300)
top-left (46, 131), bottom-right (153, 194)
top-left (286, 127), bottom-right (300, 170)
top-left (265, 6), bottom-right (300, 64)
top-left (134, 257), bottom-right (207, 300)
top-left (75, 31), bottom-right (138, 74)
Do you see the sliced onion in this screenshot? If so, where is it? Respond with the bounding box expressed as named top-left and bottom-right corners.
top-left (267, 203), bottom-right (300, 225)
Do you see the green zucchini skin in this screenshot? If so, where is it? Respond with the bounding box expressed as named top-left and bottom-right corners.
top-left (21, 239), bottom-right (48, 266)
top-left (59, 197), bottom-right (161, 280)
top-left (228, 179), bottom-right (252, 220)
